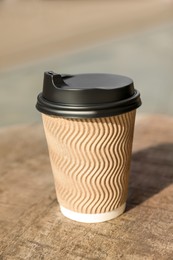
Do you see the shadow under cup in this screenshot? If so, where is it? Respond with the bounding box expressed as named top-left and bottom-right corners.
top-left (36, 72), bottom-right (141, 223)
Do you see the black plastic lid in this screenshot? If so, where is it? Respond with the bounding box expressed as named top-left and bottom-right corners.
top-left (36, 71), bottom-right (141, 118)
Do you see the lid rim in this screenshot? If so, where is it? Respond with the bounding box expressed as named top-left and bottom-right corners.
top-left (36, 90), bottom-right (141, 118)
top-left (38, 89), bottom-right (140, 109)
top-left (36, 102), bottom-right (141, 119)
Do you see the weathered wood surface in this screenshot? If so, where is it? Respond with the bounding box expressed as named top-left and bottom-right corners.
top-left (0, 115), bottom-right (173, 260)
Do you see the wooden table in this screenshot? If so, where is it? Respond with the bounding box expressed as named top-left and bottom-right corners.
top-left (0, 115), bottom-right (173, 259)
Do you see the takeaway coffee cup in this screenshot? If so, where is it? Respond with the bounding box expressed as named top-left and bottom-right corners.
top-left (36, 72), bottom-right (141, 223)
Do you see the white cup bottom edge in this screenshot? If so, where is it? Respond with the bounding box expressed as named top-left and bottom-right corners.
top-left (60, 203), bottom-right (126, 223)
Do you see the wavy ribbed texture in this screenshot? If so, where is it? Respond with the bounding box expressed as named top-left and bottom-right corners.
top-left (42, 111), bottom-right (136, 214)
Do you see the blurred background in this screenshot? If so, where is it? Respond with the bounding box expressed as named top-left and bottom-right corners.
top-left (0, 0), bottom-right (173, 127)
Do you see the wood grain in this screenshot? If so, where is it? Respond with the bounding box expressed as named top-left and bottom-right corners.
top-left (0, 115), bottom-right (173, 259)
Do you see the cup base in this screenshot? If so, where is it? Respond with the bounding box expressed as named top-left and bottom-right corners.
top-left (60, 203), bottom-right (126, 223)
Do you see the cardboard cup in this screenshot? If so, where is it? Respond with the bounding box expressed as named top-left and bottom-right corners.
top-left (42, 110), bottom-right (136, 223)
